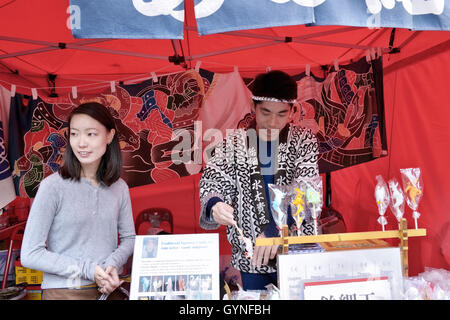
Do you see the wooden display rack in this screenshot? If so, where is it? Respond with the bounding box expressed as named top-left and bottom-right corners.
top-left (255, 218), bottom-right (426, 277)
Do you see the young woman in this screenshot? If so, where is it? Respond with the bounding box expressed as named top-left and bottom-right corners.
top-left (21, 102), bottom-right (136, 300)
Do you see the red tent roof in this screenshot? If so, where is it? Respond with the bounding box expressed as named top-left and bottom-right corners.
top-left (0, 0), bottom-right (448, 96)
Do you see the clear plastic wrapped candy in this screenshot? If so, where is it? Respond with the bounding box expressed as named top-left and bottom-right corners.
top-left (388, 178), bottom-right (405, 228)
top-left (402, 268), bottom-right (450, 300)
top-left (304, 177), bottom-right (323, 235)
top-left (268, 184), bottom-right (290, 236)
top-left (400, 168), bottom-right (423, 229)
top-left (290, 183), bottom-right (307, 236)
top-left (374, 175), bottom-right (390, 231)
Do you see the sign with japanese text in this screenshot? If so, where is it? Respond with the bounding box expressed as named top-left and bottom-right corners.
top-left (278, 247), bottom-right (403, 300)
top-left (303, 276), bottom-right (392, 300)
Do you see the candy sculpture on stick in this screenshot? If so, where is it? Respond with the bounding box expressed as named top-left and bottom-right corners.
top-left (291, 187), bottom-right (306, 235)
top-left (268, 184), bottom-right (289, 236)
top-left (305, 179), bottom-right (322, 235)
top-left (400, 168), bottom-right (423, 229)
top-left (388, 178), bottom-right (405, 229)
top-left (272, 188), bottom-right (285, 220)
top-left (374, 175), bottom-right (390, 231)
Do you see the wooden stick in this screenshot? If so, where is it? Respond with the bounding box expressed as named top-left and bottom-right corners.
top-left (255, 228), bottom-right (426, 246)
top-left (224, 281), bottom-right (232, 300)
top-left (282, 224), bottom-right (289, 254)
top-left (400, 218), bottom-right (409, 277)
top-left (255, 218), bottom-right (424, 280)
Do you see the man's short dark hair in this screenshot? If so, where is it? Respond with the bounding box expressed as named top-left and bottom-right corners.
top-left (250, 70), bottom-right (298, 104)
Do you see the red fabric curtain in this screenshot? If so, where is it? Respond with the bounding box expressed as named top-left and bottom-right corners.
top-left (129, 173), bottom-right (231, 254)
top-left (331, 50), bottom-right (450, 275)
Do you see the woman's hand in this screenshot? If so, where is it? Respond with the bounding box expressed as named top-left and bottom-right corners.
top-left (105, 266), bottom-right (124, 289)
top-left (94, 265), bottom-right (123, 295)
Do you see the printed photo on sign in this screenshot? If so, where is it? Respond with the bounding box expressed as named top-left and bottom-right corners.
top-left (142, 237), bottom-right (159, 258)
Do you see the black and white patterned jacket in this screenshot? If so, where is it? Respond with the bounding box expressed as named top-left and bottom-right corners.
top-left (199, 123), bottom-right (320, 274)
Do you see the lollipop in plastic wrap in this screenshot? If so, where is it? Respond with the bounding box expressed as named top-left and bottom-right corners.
top-left (388, 178), bottom-right (405, 228)
top-left (268, 184), bottom-right (290, 236)
top-left (291, 185), bottom-right (306, 236)
top-left (304, 177), bottom-right (323, 235)
top-left (374, 175), bottom-right (390, 231)
top-left (400, 168), bottom-right (423, 229)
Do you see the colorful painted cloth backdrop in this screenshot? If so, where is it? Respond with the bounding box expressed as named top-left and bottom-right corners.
top-left (7, 57), bottom-right (386, 198)
top-left (292, 56), bottom-right (387, 173)
top-left (7, 69), bottom-right (251, 198)
top-left (0, 96), bottom-right (15, 208)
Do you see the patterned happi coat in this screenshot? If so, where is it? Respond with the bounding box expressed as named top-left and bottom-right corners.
top-left (199, 123), bottom-right (320, 274)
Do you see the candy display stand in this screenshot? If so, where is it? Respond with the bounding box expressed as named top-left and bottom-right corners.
top-left (255, 218), bottom-right (426, 277)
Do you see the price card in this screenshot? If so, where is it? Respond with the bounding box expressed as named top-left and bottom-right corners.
top-left (303, 276), bottom-right (393, 300)
top-left (278, 247), bottom-right (403, 300)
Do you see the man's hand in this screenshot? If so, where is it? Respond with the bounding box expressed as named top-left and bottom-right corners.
top-left (251, 233), bottom-right (279, 268)
top-left (211, 202), bottom-right (235, 226)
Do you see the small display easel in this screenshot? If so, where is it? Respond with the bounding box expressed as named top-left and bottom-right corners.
top-left (255, 218), bottom-right (426, 277)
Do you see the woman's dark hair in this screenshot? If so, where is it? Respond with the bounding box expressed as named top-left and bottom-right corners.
top-left (250, 70), bottom-right (297, 106)
top-left (59, 102), bottom-right (122, 186)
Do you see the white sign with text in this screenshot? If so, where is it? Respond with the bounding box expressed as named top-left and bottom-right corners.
top-left (129, 233), bottom-right (220, 300)
top-left (278, 247), bottom-right (403, 300)
top-left (303, 276), bottom-right (393, 300)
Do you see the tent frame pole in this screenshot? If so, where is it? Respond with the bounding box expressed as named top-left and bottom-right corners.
top-left (0, 38), bottom-right (109, 59)
top-left (219, 28), bottom-right (389, 51)
top-left (0, 27), bottom-right (392, 64)
top-left (0, 36), bottom-right (168, 60)
top-left (187, 41), bottom-right (282, 60)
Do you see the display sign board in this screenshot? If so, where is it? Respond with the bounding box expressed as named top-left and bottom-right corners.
top-left (302, 275), bottom-right (393, 300)
top-left (278, 247), bottom-right (403, 300)
top-left (129, 233), bottom-right (220, 300)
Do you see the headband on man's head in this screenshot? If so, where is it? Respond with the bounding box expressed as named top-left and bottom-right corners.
top-left (252, 95), bottom-right (297, 104)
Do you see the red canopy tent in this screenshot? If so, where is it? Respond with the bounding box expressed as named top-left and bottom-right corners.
top-left (0, 1), bottom-right (447, 92)
top-left (0, 0), bottom-right (449, 276)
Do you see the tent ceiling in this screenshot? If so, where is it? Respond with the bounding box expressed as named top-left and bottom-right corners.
top-left (0, 0), bottom-right (448, 96)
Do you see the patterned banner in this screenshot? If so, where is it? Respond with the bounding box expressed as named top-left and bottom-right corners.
top-left (70, 0), bottom-right (185, 39)
top-left (7, 69), bottom-right (251, 198)
top-left (7, 58), bottom-right (386, 198)
top-left (194, 0), bottom-right (449, 34)
top-left (0, 119), bottom-right (16, 208)
top-left (0, 122), bottom-right (11, 181)
top-left (70, 0), bottom-right (449, 39)
top-left (194, 0), bottom-right (313, 35)
top-left (292, 56), bottom-right (387, 173)
top-left (0, 86), bottom-right (16, 208)
top-left (309, 0), bottom-right (448, 31)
